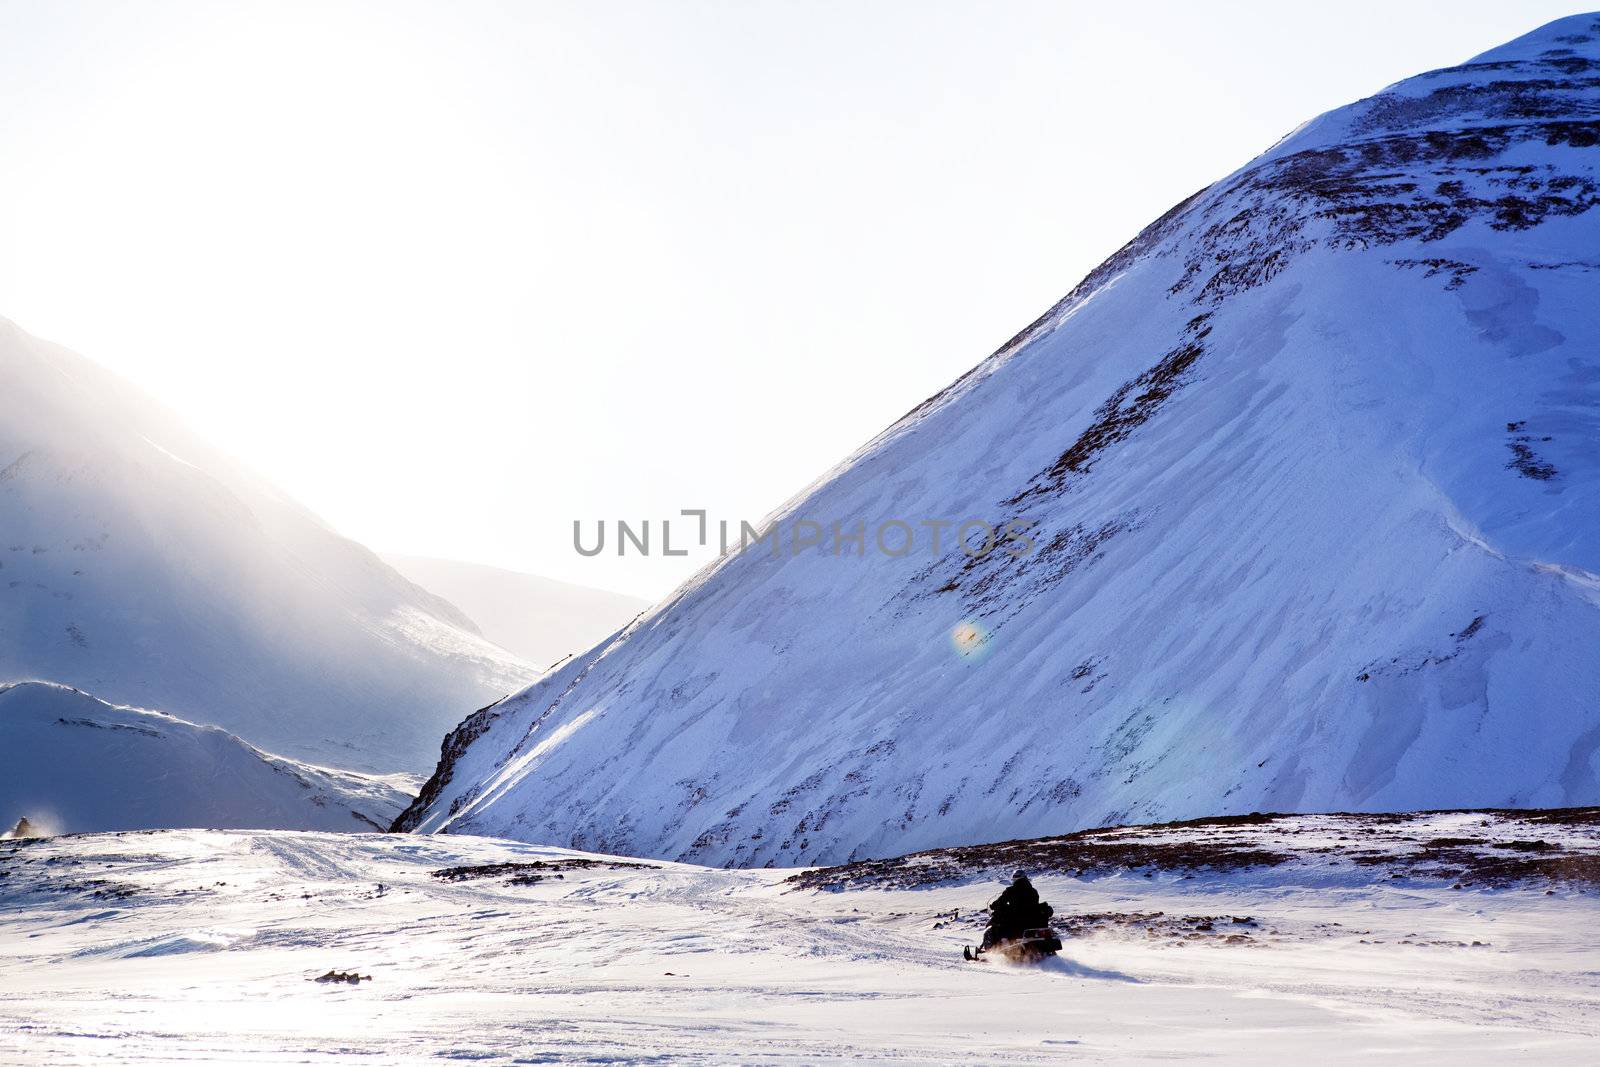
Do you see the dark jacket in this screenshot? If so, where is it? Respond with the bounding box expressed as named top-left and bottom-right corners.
top-left (983, 875), bottom-right (1054, 946)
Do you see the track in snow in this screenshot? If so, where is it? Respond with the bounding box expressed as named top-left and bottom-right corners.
top-left (1, 809), bottom-right (1597, 1062)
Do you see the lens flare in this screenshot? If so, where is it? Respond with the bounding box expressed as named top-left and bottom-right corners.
top-left (950, 620), bottom-right (990, 660)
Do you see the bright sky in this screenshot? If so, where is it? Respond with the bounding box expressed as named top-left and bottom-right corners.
top-left (0, 1), bottom-right (1589, 598)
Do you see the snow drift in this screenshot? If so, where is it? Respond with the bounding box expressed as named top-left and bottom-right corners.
top-left (0, 682), bottom-right (409, 832)
top-left (0, 319), bottom-right (536, 772)
top-left (398, 15), bottom-right (1600, 865)
top-left (5, 811), bottom-right (1599, 1061)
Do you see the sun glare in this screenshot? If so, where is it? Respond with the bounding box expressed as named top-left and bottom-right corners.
top-left (950, 620), bottom-right (990, 660)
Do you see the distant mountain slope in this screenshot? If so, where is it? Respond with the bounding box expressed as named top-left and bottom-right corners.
top-left (382, 555), bottom-right (646, 669)
top-left (397, 15), bottom-right (1600, 865)
top-left (0, 682), bottom-right (410, 832)
top-left (0, 319), bottom-right (536, 772)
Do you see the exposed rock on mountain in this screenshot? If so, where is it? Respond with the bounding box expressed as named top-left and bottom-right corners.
top-left (398, 16), bottom-right (1600, 865)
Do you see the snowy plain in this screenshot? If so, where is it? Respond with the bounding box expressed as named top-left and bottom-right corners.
top-left (1, 809), bottom-right (1596, 1064)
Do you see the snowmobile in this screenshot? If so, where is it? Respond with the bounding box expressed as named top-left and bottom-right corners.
top-left (963, 927), bottom-right (1063, 965)
top-left (964, 870), bottom-right (1061, 963)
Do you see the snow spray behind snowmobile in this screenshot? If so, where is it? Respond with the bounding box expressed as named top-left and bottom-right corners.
top-left (964, 871), bottom-right (1062, 964)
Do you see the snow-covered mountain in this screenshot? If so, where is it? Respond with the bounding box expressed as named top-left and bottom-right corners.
top-left (397, 15), bottom-right (1600, 865)
top-left (382, 555), bottom-right (647, 669)
top-left (0, 319), bottom-right (536, 772)
top-left (0, 682), bottom-right (410, 832)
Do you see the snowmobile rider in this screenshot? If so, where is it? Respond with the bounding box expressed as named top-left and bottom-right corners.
top-left (981, 870), bottom-right (1054, 949)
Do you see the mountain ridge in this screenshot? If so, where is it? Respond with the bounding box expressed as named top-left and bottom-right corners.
top-left (0, 681), bottom-right (411, 833)
top-left (382, 554), bottom-right (647, 669)
top-left (0, 317), bottom-right (537, 773)
top-left (396, 14), bottom-right (1600, 865)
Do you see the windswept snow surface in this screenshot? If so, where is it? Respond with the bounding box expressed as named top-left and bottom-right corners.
top-left (0, 318), bottom-right (536, 773)
top-left (0, 810), bottom-right (1596, 1063)
top-left (0, 682), bottom-right (410, 833)
top-left (402, 14), bottom-right (1600, 864)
